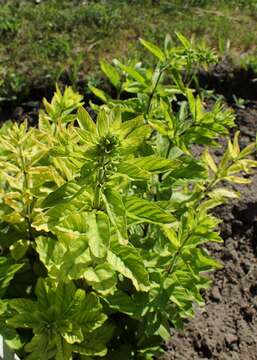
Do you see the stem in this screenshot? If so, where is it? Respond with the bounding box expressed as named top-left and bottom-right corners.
top-left (166, 160), bottom-right (232, 276)
top-left (146, 66), bottom-right (164, 115)
top-left (18, 144), bottom-right (33, 242)
top-left (167, 233), bottom-right (191, 275)
top-left (93, 157), bottom-right (111, 210)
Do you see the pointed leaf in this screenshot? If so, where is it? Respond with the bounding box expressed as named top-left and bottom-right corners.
top-left (100, 59), bottom-right (120, 88)
top-left (140, 38), bottom-right (165, 61)
top-left (77, 107), bottom-right (97, 135)
top-left (88, 212), bottom-right (110, 259)
top-left (125, 196), bottom-right (176, 224)
top-left (107, 243), bottom-right (149, 291)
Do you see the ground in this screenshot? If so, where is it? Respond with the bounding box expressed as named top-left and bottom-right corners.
top-left (0, 0), bottom-right (257, 102)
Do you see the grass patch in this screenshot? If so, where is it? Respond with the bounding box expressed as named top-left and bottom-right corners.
top-left (0, 0), bottom-right (256, 102)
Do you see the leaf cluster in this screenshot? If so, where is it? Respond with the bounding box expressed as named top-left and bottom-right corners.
top-left (0, 35), bottom-right (256, 359)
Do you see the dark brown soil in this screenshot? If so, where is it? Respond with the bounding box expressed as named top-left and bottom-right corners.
top-left (160, 103), bottom-right (257, 360)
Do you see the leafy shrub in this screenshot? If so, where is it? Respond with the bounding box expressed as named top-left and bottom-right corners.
top-left (0, 35), bottom-right (256, 359)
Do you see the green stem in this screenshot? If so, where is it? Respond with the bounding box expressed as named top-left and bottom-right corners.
top-left (93, 157), bottom-right (112, 210)
top-left (166, 168), bottom-right (224, 275)
top-left (18, 144), bottom-right (33, 242)
top-left (146, 66), bottom-right (164, 115)
top-left (167, 233), bottom-right (191, 275)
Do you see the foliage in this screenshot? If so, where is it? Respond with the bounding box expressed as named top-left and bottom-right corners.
top-left (0, 35), bottom-right (256, 359)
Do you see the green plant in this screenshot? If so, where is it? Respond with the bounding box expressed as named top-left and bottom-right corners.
top-left (0, 35), bottom-right (257, 360)
top-left (0, 4), bottom-right (20, 38)
top-left (232, 94), bottom-right (249, 109)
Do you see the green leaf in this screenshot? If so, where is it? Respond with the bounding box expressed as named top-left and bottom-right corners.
top-left (8, 279), bottom-right (108, 359)
top-left (162, 225), bottom-right (180, 250)
top-left (10, 239), bottom-right (30, 260)
top-left (125, 196), bottom-right (176, 224)
top-left (175, 32), bottom-right (191, 49)
top-left (0, 257), bottom-right (23, 298)
top-left (171, 160), bottom-right (205, 180)
top-left (36, 236), bottom-right (92, 281)
top-left (209, 188), bottom-right (239, 199)
top-left (202, 149), bottom-right (217, 173)
top-left (42, 182), bottom-right (81, 208)
top-left (107, 243), bottom-right (150, 291)
top-left (87, 212), bottom-right (110, 259)
top-left (100, 59), bottom-right (121, 88)
top-left (97, 108), bottom-right (109, 137)
top-left (129, 156), bottom-right (179, 172)
top-left (187, 89), bottom-right (203, 121)
top-left (115, 60), bottom-right (146, 84)
top-left (84, 263), bottom-right (117, 295)
top-left (73, 323), bottom-right (114, 357)
top-left (102, 188), bottom-right (127, 243)
top-left (116, 162), bottom-right (150, 180)
top-left (103, 290), bottom-right (141, 317)
top-left (7, 299), bottom-right (41, 328)
top-left (77, 107), bottom-right (97, 135)
top-left (140, 38), bottom-right (165, 61)
top-left (89, 85), bottom-right (110, 103)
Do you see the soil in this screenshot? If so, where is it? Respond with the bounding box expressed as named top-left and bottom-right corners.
top-left (160, 103), bottom-right (257, 360)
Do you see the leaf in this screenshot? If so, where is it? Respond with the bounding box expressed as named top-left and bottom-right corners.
top-left (107, 243), bottom-right (150, 291)
top-left (97, 108), bottom-right (109, 137)
top-left (73, 323), bottom-right (114, 357)
top-left (187, 89), bottom-right (203, 121)
top-left (78, 292), bottom-right (104, 325)
top-left (162, 226), bottom-right (180, 250)
top-left (140, 38), bottom-right (165, 61)
top-left (87, 212), bottom-right (110, 259)
top-left (89, 85), bottom-right (110, 103)
top-left (171, 160), bottom-right (205, 180)
top-left (102, 188), bottom-right (127, 243)
top-left (224, 175), bottom-right (251, 184)
top-left (10, 239), bottom-right (30, 260)
top-left (77, 107), bottom-right (97, 135)
top-left (0, 257), bottom-right (23, 298)
top-left (125, 196), bottom-right (176, 224)
top-left (116, 162), bottom-right (150, 180)
top-left (103, 290), bottom-right (141, 317)
top-left (238, 142), bottom-right (256, 159)
top-left (42, 182), bottom-right (81, 208)
top-left (100, 59), bottom-right (120, 88)
top-left (36, 236), bottom-right (92, 281)
top-left (209, 188), bottom-right (239, 199)
top-left (202, 149), bottom-right (217, 173)
top-left (115, 60), bottom-right (146, 84)
top-left (182, 248), bottom-right (222, 273)
top-left (175, 32), bottom-right (191, 49)
top-left (7, 299), bottom-right (41, 328)
top-left (84, 263), bottom-right (117, 295)
top-left (8, 278), bottom-right (108, 359)
top-left (129, 156), bottom-right (179, 172)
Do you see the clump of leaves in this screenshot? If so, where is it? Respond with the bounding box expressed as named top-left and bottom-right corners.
top-left (0, 35), bottom-right (256, 360)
